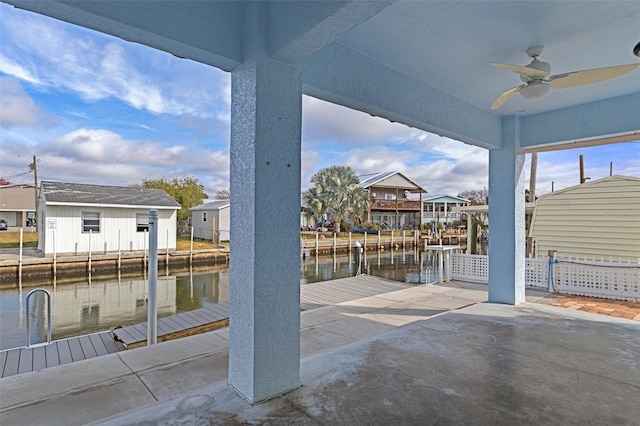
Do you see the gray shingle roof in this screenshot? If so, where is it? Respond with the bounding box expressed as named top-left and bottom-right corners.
top-left (190, 200), bottom-right (230, 211)
top-left (41, 181), bottom-right (180, 208)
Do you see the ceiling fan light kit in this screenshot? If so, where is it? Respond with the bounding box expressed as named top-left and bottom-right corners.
top-left (488, 46), bottom-right (639, 110)
top-left (519, 81), bottom-right (550, 100)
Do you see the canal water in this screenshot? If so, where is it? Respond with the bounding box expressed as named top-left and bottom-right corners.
top-left (0, 249), bottom-right (443, 351)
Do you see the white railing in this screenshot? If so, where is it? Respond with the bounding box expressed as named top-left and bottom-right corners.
top-left (555, 256), bottom-right (640, 302)
top-left (450, 254), bottom-right (488, 283)
top-left (450, 253), bottom-right (639, 301)
top-left (525, 257), bottom-right (549, 288)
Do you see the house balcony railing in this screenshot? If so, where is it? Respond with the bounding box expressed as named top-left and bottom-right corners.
top-left (370, 199), bottom-right (421, 211)
top-left (422, 212), bottom-right (466, 221)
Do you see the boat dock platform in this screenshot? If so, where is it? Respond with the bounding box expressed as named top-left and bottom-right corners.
top-left (1, 275), bottom-right (410, 378)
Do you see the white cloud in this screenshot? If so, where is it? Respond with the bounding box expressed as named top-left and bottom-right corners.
top-left (0, 55), bottom-right (41, 85)
top-left (0, 77), bottom-right (57, 128)
top-left (2, 128), bottom-right (230, 194)
top-left (302, 96), bottom-right (415, 145)
top-left (0, 5), bottom-right (229, 120)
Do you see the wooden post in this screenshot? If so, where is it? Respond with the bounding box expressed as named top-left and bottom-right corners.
top-left (18, 229), bottom-right (23, 285)
top-left (190, 226), bottom-right (194, 265)
top-left (88, 229), bottom-right (92, 274)
top-left (117, 230), bottom-right (121, 271)
top-left (52, 230), bottom-right (57, 276)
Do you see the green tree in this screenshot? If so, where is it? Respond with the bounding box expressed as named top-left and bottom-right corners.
top-left (303, 166), bottom-right (370, 231)
top-left (142, 177), bottom-right (208, 229)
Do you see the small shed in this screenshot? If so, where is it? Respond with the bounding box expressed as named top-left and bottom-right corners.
top-left (38, 181), bottom-right (180, 255)
top-left (190, 200), bottom-right (230, 243)
top-left (529, 175), bottom-right (640, 259)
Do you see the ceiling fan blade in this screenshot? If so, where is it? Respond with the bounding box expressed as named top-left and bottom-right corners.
top-left (548, 64), bottom-right (639, 89)
top-left (487, 62), bottom-right (548, 77)
top-left (491, 85), bottom-right (525, 110)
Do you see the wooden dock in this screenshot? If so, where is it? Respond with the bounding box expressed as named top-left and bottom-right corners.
top-left (0, 275), bottom-right (411, 378)
top-left (0, 331), bottom-right (123, 379)
top-left (113, 275), bottom-right (409, 348)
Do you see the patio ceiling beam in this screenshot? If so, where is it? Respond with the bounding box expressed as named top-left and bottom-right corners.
top-left (300, 43), bottom-right (502, 150)
top-left (268, 1), bottom-right (395, 65)
top-left (520, 93), bottom-right (640, 150)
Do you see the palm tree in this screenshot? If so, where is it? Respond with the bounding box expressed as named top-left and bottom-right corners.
top-left (303, 166), bottom-right (370, 231)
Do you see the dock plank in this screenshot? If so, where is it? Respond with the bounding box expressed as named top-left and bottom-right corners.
top-left (68, 338), bottom-right (85, 362)
top-left (78, 336), bottom-right (98, 359)
top-left (32, 346), bottom-right (47, 371)
top-left (45, 343), bottom-right (60, 368)
top-left (3, 349), bottom-right (20, 377)
top-left (57, 340), bottom-right (73, 365)
top-left (0, 350), bottom-right (7, 376)
top-left (100, 332), bottom-right (121, 354)
top-left (17, 348), bottom-right (33, 375)
top-left (89, 334), bottom-right (109, 357)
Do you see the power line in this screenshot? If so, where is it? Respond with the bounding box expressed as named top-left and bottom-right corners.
top-left (3, 170), bottom-right (33, 179)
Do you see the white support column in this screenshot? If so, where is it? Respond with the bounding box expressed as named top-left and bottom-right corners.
top-left (488, 115), bottom-right (526, 305)
top-left (228, 2), bottom-right (301, 404)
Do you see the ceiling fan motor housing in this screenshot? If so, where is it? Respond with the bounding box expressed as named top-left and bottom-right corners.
top-left (520, 58), bottom-right (551, 82)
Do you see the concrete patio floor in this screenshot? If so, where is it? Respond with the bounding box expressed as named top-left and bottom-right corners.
top-left (1, 281), bottom-right (638, 425)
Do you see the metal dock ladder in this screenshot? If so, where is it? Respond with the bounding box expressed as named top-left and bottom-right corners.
top-left (25, 288), bottom-right (52, 348)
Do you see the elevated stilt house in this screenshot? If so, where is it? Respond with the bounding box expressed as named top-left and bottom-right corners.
top-left (359, 171), bottom-right (427, 229)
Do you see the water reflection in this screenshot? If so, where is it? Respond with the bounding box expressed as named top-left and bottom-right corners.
top-left (0, 247), bottom-right (460, 350)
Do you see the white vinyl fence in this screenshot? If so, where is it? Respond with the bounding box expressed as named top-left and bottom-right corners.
top-left (554, 256), bottom-right (639, 302)
top-left (451, 254), bottom-right (639, 301)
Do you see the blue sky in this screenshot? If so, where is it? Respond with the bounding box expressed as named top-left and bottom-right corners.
top-left (1, 4), bottom-right (638, 198)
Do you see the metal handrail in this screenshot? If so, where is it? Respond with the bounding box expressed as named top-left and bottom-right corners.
top-left (26, 288), bottom-right (52, 348)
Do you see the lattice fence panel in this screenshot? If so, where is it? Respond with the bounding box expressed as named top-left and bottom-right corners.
top-left (525, 258), bottom-right (549, 288)
top-left (451, 254), bottom-right (488, 283)
top-left (556, 256), bottom-right (640, 301)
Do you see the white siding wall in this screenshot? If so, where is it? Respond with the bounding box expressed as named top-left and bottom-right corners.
top-left (219, 207), bottom-right (230, 241)
top-left (41, 205), bottom-right (177, 255)
top-left (530, 176), bottom-right (640, 259)
top-left (192, 208), bottom-right (230, 241)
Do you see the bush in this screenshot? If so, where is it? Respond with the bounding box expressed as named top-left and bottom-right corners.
top-left (361, 221), bottom-right (381, 231)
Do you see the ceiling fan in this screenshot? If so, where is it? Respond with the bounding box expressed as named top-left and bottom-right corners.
top-left (488, 46), bottom-right (639, 110)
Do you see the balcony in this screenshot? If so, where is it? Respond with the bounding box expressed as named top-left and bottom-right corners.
top-left (371, 199), bottom-right (421, 211)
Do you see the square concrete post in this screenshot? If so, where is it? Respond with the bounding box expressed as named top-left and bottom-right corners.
top-left (488, 115), bottom-right (526, 305)
top-left (228, 5), bottom-right (302, 402)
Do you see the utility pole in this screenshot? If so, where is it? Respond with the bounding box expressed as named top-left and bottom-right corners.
top-left (526, 152), bottom-right (538, 257)
top-left (579, 154), bottom-right (585, 184)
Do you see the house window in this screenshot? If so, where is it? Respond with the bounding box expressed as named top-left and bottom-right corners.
top-left (385, 193), bottom-right (396, 200)
top-left (202, 212), bottom-right (207, 222)
top-left (136, 213), bottom-right (149, 232)
top-left (82, 212), bottom-right (100, 233)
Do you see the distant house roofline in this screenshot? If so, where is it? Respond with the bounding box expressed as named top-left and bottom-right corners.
top-left (357, 171), bottom-right (427, 193)
top-left (190, 200), bottom-right (230, 211)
